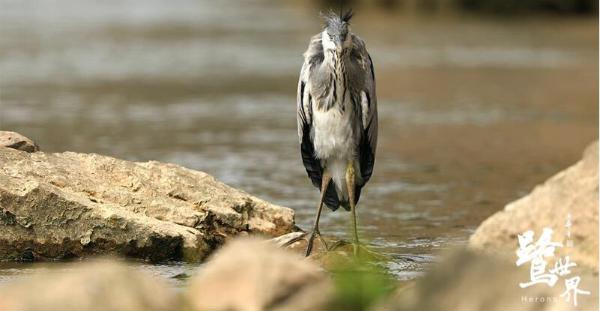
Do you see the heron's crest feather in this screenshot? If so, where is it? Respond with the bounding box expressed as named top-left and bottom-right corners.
top-left (322, 9), bottom-right (353, 28)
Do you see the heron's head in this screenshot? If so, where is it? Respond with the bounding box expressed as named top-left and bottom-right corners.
top-left (322, 10), bottom-right (353, 55)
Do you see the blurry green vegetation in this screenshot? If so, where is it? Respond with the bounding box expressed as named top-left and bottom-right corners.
top-left (328, 254), bottom-right (396, 311)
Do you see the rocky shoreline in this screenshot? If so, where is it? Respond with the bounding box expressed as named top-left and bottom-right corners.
top-left (470, 141), bottom-right (599, 272)
top-left (0, 131), bottom-right (295, 262)
top-left (0, 132), bottom-right (597, 311)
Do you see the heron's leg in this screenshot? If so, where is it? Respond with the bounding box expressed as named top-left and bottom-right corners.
top-left (346, 162), bottom-right (360, 257)
top-left (305, 169), bottom-right (332, 257)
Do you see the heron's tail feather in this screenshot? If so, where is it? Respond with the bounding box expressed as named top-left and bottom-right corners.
top-left (323, 180), bottom-right (341, 211)
top-left (332, 185), bottom-right (362, 212)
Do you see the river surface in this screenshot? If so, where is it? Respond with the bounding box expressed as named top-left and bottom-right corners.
top-left (0, 0), bottom-right (597, 286)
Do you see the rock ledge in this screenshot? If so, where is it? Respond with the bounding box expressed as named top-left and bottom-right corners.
top-left (0, 144), bottom-right (294, 262)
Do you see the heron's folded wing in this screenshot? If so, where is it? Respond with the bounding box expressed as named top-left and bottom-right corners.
top-left (358, 50), bottom-right (378, 185)
top-left (297, 59), bottom-right (322, 188)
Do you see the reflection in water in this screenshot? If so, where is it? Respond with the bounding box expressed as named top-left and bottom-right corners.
top-left (0, 0), bottom-right (597, 284)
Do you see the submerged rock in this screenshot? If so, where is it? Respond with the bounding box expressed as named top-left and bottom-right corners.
top-left (184, 237), bottom-right (333, 311)
top-left (0, 145), bottom-right (294, 262)
top-left (0, 131), bottom-right (39, 153)
top-left (0, 260), bottom-right (178, 311)
top-left (469, 141), bottom-right (598, 272)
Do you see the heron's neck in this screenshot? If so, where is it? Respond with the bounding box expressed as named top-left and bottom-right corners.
top-left (324, 50), bottom-right (344, 66)
top-left (321, 50), bottom-right (348, 111)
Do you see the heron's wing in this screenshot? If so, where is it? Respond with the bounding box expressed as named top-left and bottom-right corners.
top-left (297, 35), bottom-right (323, 189)
top-left (352, 35), bottom-right (378, 186)
top-left (297, 35), bottom-right (341, 210)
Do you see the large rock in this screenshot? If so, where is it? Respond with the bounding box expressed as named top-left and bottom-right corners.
top-left (0, 131), bottom-right (39, 153)
top-left (0, 146), bottom-right (294, 262)
top-left (184, 238), bottom-right (333, 311)
top-left (469, 141), bottom-right (598, 271)
top-left (0, 260), bottom-right (178, 311)
top-left (375, 249), bottom-right (598, 311)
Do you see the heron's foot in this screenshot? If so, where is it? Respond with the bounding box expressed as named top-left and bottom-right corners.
top-left (327, 239), bottom-right (348, 251)
top-left (351, 243), bottom-right (391, 261)
top-left (305, 230), bottom-right (326, 257)
top-left (317, 233), bottom-right (329, 251)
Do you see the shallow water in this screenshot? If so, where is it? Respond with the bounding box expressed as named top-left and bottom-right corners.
top-left (0, 1), bottom-right (597, 284)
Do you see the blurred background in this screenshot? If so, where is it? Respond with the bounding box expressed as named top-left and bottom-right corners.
top-left (0, 0), bottom-right (597, 282)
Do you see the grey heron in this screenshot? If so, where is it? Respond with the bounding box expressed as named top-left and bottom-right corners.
top-left (297, 10), bottom-right (378, 257)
